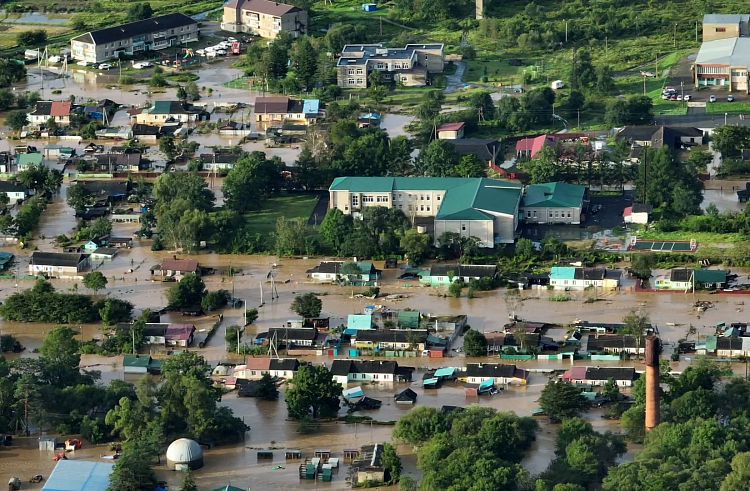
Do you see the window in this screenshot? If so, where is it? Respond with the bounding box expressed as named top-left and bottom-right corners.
top-left (362, 195), bottom-right (374, 203)
top-left (251, 371), bottom-right (256, 375)
top-left (420, 205), bottom-right (424, 211)
top-left (567, 212), bottom-right (571, 218)
top-left (351, 195), bottom-right (359, 206)
top-left (348, 78), bottom-right (355, 85)
top-left (461, 225), bottom-right (466, 231)
top-left (716, 27), bottom-right (727, 32)
top-left (105, 51), bottom-right (109, 56)
top-left (437, 195), bottom-right (441, 201)
top-left (376, 62), bottom-right (384, 69)
top-left (555, 211), bottom-right (559, 217)
top-left (356, 68), bottom-right (363, 75)
top-left (398, 204), bottom-right (402, 209)
top-left (181, 27), bottom-right (184, 32)
top-left (356, 78), bottom-right (363, 84)
top-left (425, 195), bottom-right (430, 200)
top-left (348, 69), bottom-right (355, 75)
top-left (376, 195), bottom-right (388, 203)
top-left (549, 212), bottom-right (553, 218)
top-left (373, 374), bottom-right (378, 380)
top-left (527, 211), bottom-right (531, 218)
top-left (533, 211), bottom-right (537, 218)
top-left (426, 206), bottom-right (430, 211)
top-left (420, 195), bottom-right (424, 200)
top-left (408, 205), bottom-right (413, 211)
top-left (392, 194), bottom-right (397, 202)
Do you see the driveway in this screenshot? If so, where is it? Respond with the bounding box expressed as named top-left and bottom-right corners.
top-left (443, 61), bottom-right (466, 94)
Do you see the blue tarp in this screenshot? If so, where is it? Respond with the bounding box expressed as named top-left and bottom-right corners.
top-left (343, 386), bottom-right (364, 399)
top-left (303, 99), bottom-right (320, 114)
top-left (359, 112), bottom-right (380, 120)
top-left (434, 367), bottom-right (456, 378)
top-left (423, 377), bottom-right (439, 386)
top-left (479, 378), bottom-right (494, 390)
top-left (343, 328), bottom-right (358, 336)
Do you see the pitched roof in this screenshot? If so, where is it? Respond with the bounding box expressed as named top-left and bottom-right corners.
top-left (236, 358), bottom-right (272, 371)
top-left (267, 327), bottom-right (318, 341)
top-left (30, 251), bottom-right (89, 267)
top-left (123, 355), bottom-right (161, 368)
top-left (16, 153), bottom-right (43, 166)
top-left (132, 124), bottom-right (161, 136)
top-left (159, 257), bottom-right (199, 272)
top-left (50, 101), bottom-right (72, 116)
top-left (254, 96), bottom-right (291, 114)
top-left (522, 182), bottom-right (586, 208)
top-left (394, 388), bottom-right (417, 402)
top-left (165, 324), bottom-right (195, 341)
top-left (0, 181), bottom-right (28, 193)
top-left (347, 314), bottom-right (373, 330)
top-left (270, 358), bottom-right (300, 371)
top-left (77, 180), bottom-right (129, 198)
top-left (354, 329), bottom-right (428, 344)
top-left (694, 269), bottom-right (728, 283)
top-left (307, 261), bottom-right (377, 275)
top-left (447, 138), bottom-right (501, 161)
top-left (465, 363), bottom-right (527, 380)
top-left (224, 0), bottom-right (301, 15)
top-left (71, 13), bottom-right (197, 46)
top-left (148, 101), bottom-right (194, 115)
top-left (584, 367), bottom-right (636, 381)
top-left (428, 264), bottom-right (497, 278)
top-left (515, 135), bottom-right (554, 157)
top-left (586, 335), bottom-right (642, 349)
top-left (703, 13), bottom-right (749, 24)
top-left (437, 122), bottom-right (465, 132)
top-left (330, 359), bottom-right (400, 375)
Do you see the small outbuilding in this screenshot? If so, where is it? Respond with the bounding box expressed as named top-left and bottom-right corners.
top-left (166, 438), bottom-right (204, 471)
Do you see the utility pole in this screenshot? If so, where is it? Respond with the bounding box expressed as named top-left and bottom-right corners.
top-left (643, 75), bottom-right (646, 95)
top-left (696, 21), bottom-right (698, 42)
top-left (655, 54), bottom-right (658, 77)
top-left (605, 36), bottom-right (608, 56)
top-left (674, 23), bottom-right (677, 47)
top-left (577, 110), bottom-right (580, 129)
top-left (565, 21), bottom-right (568, 43)
top-left (681, 81), bottom-right (684, 106)
top-left (259, 282), bottom-right (264, 306)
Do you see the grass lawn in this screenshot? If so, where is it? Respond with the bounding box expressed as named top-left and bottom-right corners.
top-left (637, 230), bottom-right (746, 244)
top-left (464, 55), bottom-right (525, 84)
top-left (0, 24), bottom-right (71, 49)
top-left (706, 101), bottom-right (750, 114)
top-left (242, 194), bottom-right (318, 235)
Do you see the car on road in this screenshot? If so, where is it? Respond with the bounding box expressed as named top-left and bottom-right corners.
top-left (676, 95), bottom-right (683, 101)
top-left (684, 94), bottom-right (692, 101)
top-left (98, 63), bottom-right (112, 70)
top-left (227, 37), bottom-right (237, 42)
top-left (710, 95), bottom-right (717, 102)
top-left (728, 94), bottom-right (735, 102)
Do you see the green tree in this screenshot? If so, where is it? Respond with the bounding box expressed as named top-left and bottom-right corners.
top-left (381, 443), bottom-right (402, 484)
top-left (107, 441), bottom-right (158, 491)
top-left (320, 208), bottom-right (354, 254)
top-left (90, 216), bottom-right (112, 238)
top-left (448, 280), bottom-right (464, 297)
top-left (0, 60), bottom-right (26, 88)
top-left (454, 154), bottom-right (487, 177)
top-left (713, 124), bottom-right (750, 159)
top-left (539, 380), bottom-right (589, 422)
top-left (515, 237), bottom-right (535, 261)
top-left (291, 293), bottom-right (322, 318)
top-left (126, 2), bottom-right (153, 21)
top-left (184, 80), bottom-right (200, 101)
top-left (393, 405), bottom-right (443, 446)
top-left (166, 273), bottom-right (206, 308)
top-left (467, 91), bottom-right (496, 120)
top-left (400, 229), bottom-right (431, 265)
top-left (463, 329), bottom-right (488, 356)
top-left (417, 139), bottom-right (460, 177)
top-left (0, 89), bottom-right (15, 111)
top-left (83, 271), bottom-right (108, 294)
top-left (621, 310), bottom-right (649, 358)
top-left (176, 86), bottom-right (187, 101)
top-left (201, 289), bottom-right (230, 311)
top-left (630, 253), bottom-right (655, 280)
top-left (99, 298), bottom-right (135, 325)
top-left (222, 151), bottom-right (284, 212)
top-left (39, 326), bottom-right (82, 387)
top-left (159, 136), bottom-right (177, 160)
top-left (285, 364), bottom-right (342, 419)
top-left (721, 452), bottom-right (750, 491)
top-left (595, 65), bottom-right (615, 94)
top-left (292, 36), bottom-right (318, 90)
top-left (178, 469), bottom-right (198, 491)
top-left (66, 184), bottom-right (92, 213)
top-left (256, 373), bottom-right (279, 401)
top-left (6, 111), bottom-right (28, 131)
top-left (16, 29), bottom-right (47, 46)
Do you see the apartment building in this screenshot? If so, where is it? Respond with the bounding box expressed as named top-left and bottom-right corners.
top-left (336, 44), bottom-right (444, 88)
top-left (696, 14), bottom-right (750, 91)
top-left (328, 177), bottom-right (522, 247)
top-left (71, 13), bottom-right (198, 64)
top-left (221, 0), bottom-right (308, 39)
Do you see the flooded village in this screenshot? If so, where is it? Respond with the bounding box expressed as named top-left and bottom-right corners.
top-left (0, 17), bottom-right (749, 491)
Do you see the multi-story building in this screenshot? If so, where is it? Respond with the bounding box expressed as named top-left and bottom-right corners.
top-left (336, 44), bottom-right (444, 88)
top-left (70, 13), bottom-right (198, 64)
top-left (696, 14), bottom-right (750, 91)
top-left (519, 182), bottom-right (587, 225)
top-left (702, 14), bottom-right (749, 42)
top-left (328, 177), bottom-right (522, 247)
top-left (221, 0), bottom-right (307, 38)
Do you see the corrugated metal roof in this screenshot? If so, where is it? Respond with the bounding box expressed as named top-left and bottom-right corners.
top-left (479, 378), bottom-right (494, 389)
top-left (43, 460), bottom-right (114, 491)
top-left (522, 182), bottom-right (586, 208)
top-left (705, 335), bottom-right (718, 351)
top-left (434, 367), bottom-right (455, 377)
top-left (302, 99), bottom-right (320, 114)
top-left (348, 314), bottom-right (373, 330)
top-left (703, 14), bottom-right (749, 24)
top-left (550, 266), bottom-right (577, 280)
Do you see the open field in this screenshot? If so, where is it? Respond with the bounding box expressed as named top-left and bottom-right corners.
top-left (706, 101), bottom-right (750, 114)
top-left (0, 23), bottom-right (72, 49)
top-left (637, 230), bottom-right (746, 245)
top-left (242, 194), bottom-right (318, 235)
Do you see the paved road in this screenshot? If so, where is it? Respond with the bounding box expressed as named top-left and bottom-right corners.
top-left (656, 107), bottom-right (749, 127)
top-left (443, 61), bottom-right (466, 94)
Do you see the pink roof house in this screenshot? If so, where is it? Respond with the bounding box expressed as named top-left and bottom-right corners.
top-left (515, 135), bottom-right (555, 158)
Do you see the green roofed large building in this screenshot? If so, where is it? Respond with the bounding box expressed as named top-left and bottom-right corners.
top-left (519, 182), bottom-right (588, 225)
top-left (329, 177), bottom-right (523, 247)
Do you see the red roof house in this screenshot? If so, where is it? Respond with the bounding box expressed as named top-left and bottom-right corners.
top-left (436, 122), bottom-right (466, 139)
top-left (515, 135), bottom-right (555, 158)
top-left (165, 324), bottom-right (195, 347)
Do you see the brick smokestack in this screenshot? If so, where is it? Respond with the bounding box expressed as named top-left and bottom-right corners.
top-left (645, 335), bottom-right (660, 431)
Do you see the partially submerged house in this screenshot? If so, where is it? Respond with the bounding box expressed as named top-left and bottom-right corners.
top-left (330, 360), bottom-right (414, 385)
top-left (150, 257), bottom-right (200, 279)
top-left (461, 363), bottom-right (530, 385)
top-left (351, 444), bottom-right (387, 484)
top-left (29, 252), bottom-right (90, 277)
top-left (654, 268), bottom-right (728, 290)
top-left (420, 264), bottom-right (498, 285)
top-left (306, 261), bottom-right (381, 283)
top-left (560, 366), bottom-right (637, 387)
top-left (233, 358), bottom-right (300, 379)
top-left (351, 329), bottom-right (428, 351)
top-left (549, 266), bottom-right (621, 290)
top-left (265, 327), bottom-right (320, 348)
top-left (585, 334), bottom-right (645, 355)
top-left (123, 355), bottom-right (162, 374)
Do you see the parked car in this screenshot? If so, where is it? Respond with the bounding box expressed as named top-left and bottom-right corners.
top-left (676, 95), bottom-right (683, 101)
top-left (98, 63), bottom-right (112, 70)
top-left (76, 60), bottom-right (89, 66)
top-left (196, 49), bottom-right (206, 55)
top-left (48, 55), bottom-right (61, 63)
top-left (216, 50), bottom-right (227, 56)
top-left (227, 37), bottom-right (237, 42)
top-left (728, 94), bottom-right (735, 102)
top-left (669, 94), bottom-right (677, 100)
top-left (684, 94), bottom-right (692, 101)
top-left (710, 94), bottom-right (717, 102)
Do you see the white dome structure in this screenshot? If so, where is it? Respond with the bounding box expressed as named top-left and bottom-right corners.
top-left (166, 438), bottom-right (204, 471)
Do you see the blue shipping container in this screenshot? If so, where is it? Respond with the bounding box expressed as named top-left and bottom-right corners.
top-left (362, 3), bottom-right (377, 11)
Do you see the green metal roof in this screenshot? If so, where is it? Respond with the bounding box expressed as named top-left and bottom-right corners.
top-left (705, 335), bottom-right (717, 351)
top-left (693, 269), bottom-right (728, 283)
top-left (16, 153), bottom-right (42, 166)
top-left (398, 310), bottom-right (420, 328)
top-left (123, 355), bottom-right (161, 368)
top-left (210, 486), bottom-right (246, 491)
top-left (329, 177), bottom-right (522, 218)
top-left (522, 182), bottom-right (586, 208)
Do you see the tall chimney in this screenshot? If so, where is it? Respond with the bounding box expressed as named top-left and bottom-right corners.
top-left (644, 335), bottom-right (660, 431)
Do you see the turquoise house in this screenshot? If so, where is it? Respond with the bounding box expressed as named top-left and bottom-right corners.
top-left (348, 314), bottom-right (374, 330)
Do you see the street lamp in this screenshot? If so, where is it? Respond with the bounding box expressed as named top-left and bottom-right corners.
top-left (726, 112), bottom-right (729, 125)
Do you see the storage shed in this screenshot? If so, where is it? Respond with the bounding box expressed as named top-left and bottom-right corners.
top-left (166, 438), bottom-right (204, 471)
top-left (42, 460), bottom-right (114, 491)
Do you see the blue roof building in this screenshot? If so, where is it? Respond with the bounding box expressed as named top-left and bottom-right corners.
top-left (43, 461), bottom-right (114, 491)
top-left (348, 314), bottom-right (374, 330)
